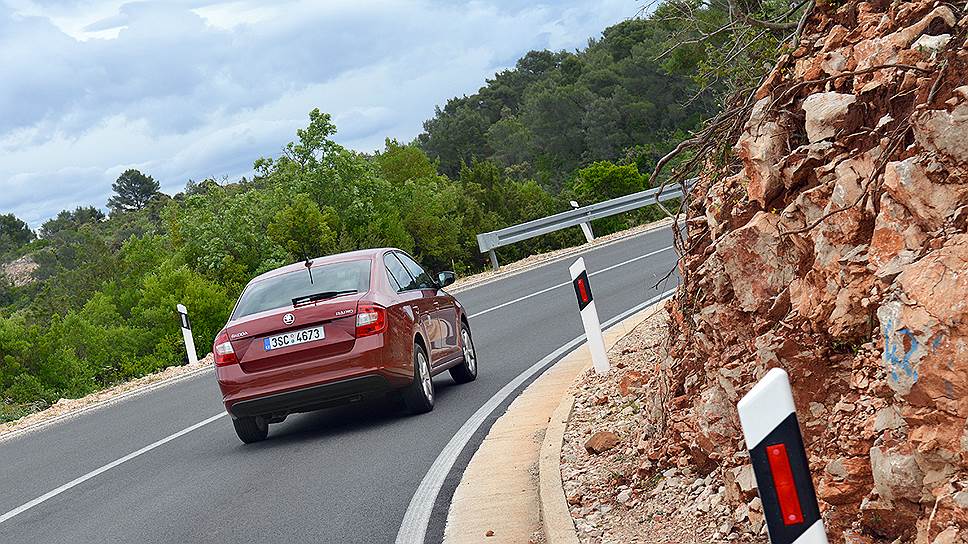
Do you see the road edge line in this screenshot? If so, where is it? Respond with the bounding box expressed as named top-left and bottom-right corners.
top-left (0, 411), bottom-right (226, 526)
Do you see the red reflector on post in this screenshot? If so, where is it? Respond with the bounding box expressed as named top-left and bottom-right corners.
top-left (766, 443), bottom-right (804, 525)
top-left (577, 278), bottom-right (589, 303)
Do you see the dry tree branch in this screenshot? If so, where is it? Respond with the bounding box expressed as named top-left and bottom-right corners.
top-left (727, 0), bottom-right (800, 30)
top-left (791, 0), bottom-right (815, 48)
top-left (655, 23), bottom-right (742, 60)
top-left (768, 64), bottom-right (932, 111)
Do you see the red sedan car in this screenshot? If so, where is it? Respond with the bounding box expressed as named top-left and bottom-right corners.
top-left (212, 248), bottom-right (477, 443)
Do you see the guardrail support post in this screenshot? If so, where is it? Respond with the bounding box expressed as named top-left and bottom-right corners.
top-left (579, 222), bottom-right (595, 243)
top-left (488, 249), bottom-right (499, 271)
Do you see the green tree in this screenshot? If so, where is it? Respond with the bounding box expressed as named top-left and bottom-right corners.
top-left (570, 161), bottom-right (645, 203)
top-left (373, 139), bottom-right (437, 184)
top-left (267, 194), bottom-right (337, 262)
top-left (108, 169), bottom-right (161, 213)
top-left (39, 207), bottom-right (106, 239)
top-left (568, 161), bottom-right (648, 235)
top-left (0, 213), bottom-right (35, 256)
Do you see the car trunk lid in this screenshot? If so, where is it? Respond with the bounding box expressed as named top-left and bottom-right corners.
top-left (224, 293), bottom-right (363, 373)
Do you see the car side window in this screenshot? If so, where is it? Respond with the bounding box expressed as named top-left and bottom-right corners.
top-left (395, 252), bottom-right (435, 289)
top-left (385, 253), bottom-right (416, 292)
top-left (385, 266), bottom-right (402, 291)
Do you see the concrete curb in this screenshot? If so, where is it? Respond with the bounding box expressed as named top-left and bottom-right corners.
top-left (539, 392), bottom-right (581, 544)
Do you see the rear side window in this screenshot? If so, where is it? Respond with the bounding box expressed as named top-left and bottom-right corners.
top-left (385, 253), bottom-right (415, 292)
top-left (395, 252), bottom-right (435, 289)
top-left (233, 260), bottom-right (371, 318)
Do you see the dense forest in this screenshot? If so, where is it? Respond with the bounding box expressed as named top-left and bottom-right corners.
top-left (0, 4), bottom-right (758, 421)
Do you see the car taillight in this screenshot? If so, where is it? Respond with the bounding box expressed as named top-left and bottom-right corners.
top-left (213, 332), bottom-right (238, 366)
top-left (355, 303), bottom-right (387, 337)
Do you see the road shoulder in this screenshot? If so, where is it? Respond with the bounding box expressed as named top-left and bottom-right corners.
top-left (442, 300), bottom-right (668, 543)
top-left (0, 356), bottom-right (214, 442)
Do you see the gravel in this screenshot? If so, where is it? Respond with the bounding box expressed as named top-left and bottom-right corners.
top-left (560, 308), bottom-right (768, 544)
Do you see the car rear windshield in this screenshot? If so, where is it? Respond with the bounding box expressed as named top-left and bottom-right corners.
top-left (233, 260), bottom-right (371, 319)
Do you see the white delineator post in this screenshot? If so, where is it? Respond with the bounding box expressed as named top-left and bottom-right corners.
top-left (738, 368), bottom-right (828, 544)
top-left (568, 257), bottom-right (608, 375)
top-left (177, 304), bottom-right (198, 366)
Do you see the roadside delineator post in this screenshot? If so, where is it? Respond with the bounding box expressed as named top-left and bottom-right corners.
top-left (177, 304), bottom-right (198, 366)
top-left (568, 257), bottom-right (608, 375)
top-left (737, 368), bottom-right (828, 544)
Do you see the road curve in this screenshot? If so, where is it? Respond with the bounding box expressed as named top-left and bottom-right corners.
top-left (0, 226), bottom-right (679, 544)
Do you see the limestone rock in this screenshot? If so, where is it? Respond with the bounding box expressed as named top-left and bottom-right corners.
top-left (736, 97), bottom-right (787, 206)
top-left (585, 431), bottom-right (621, 454)
top-left (802, 92), bottom-right (857, 142)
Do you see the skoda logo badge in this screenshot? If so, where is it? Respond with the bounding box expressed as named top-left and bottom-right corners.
top-left (283, 313), bottom-right (295, 325)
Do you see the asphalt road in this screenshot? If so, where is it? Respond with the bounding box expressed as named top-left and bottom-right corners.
top-left (0, 226), bottom-right (679, 544)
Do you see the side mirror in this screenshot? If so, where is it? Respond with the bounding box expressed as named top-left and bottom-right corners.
top-left (437, 271), bottom-right (456, 288)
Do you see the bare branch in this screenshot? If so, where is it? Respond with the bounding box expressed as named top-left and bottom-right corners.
top-left (727, 0), bottom-right (799, 30)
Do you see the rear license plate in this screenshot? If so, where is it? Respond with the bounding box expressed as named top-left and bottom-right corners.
top-left (263, 326), bottom-right (325, 351)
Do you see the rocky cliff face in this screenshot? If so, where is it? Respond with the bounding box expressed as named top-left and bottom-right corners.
top-left (647, 1), bottom-right (968, 541)
top-left (1, 255), bottom-right (38, 287)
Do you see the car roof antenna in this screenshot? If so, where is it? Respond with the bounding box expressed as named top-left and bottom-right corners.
top-left (303, 258), bottom-right (314, 285)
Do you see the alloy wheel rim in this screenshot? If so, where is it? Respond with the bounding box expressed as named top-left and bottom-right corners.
top-left (419, 353), bottom-right (433, 401)
top-left (462, 329), bottom-right (476, 374)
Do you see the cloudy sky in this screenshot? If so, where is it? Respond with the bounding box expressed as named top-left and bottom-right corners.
top-left (0, 0), bottom-right (640, 228)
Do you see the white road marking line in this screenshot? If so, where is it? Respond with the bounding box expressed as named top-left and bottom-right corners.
top-left (0, 412), bottom-right (227, 526)
top-left (395, 287), bottom-right (677, 544)
top-left (466, 245), bottom-right (675, 319)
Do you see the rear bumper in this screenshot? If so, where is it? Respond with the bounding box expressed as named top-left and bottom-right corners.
top-left (216, 333), bottom-right (411, 418)
top-left (227, 374), bottom-right (393, 418)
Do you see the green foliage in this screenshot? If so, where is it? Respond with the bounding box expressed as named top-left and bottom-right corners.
top-left (39, 207), bottom-right (105, 239)
top-left (416, 17), bottom-right (715, 188)
top-left (0, 213), bottom-right (35, 257)
top-left (267, 194), bottom-right (338, 262)
top-left (570, 161), bottom-right (646, 203)
top-left (108, 169), bottom-right (161, 213)
top-left (374, 139), bottom-right (438, 183)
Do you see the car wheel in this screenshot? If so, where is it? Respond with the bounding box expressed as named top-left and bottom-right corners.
top-left (449, 322), bottom-right (478, 384)
top-left (404, 343), bottom-right (434, 414)
top-left (233, 416), bottom-right (268, 443)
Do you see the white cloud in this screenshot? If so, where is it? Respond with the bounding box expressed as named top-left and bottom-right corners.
top-left (0, 0), bottom-right (638, 227)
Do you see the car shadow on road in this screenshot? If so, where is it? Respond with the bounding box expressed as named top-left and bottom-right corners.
top-left (242, 376), bottom-right (465, 448)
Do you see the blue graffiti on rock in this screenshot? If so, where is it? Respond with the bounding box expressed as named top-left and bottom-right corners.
top-left (882, 318), bottom-right (919, 384)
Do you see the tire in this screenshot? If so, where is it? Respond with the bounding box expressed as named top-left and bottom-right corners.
top-left (403, 343), bottom-right (435, 414)
top-left (233, 416), bottom-right (268, 444)
top-left (449, 322), bottom-right (478, 384)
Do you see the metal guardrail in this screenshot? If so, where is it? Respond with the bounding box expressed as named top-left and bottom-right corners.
top-left (476, 182), bottom-right (689, 270)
